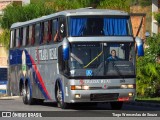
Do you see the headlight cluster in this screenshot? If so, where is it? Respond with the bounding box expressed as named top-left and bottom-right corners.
top-left (71, 85), bottom-right (89, 90)
top-left (120, 84), bottom-right (135, 89)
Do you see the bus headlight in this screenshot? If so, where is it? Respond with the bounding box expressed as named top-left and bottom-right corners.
top-left (127, 84), bottom-right (134, 89)
top-left (121, 85), bottom-right (128, 89)
top-left (128, 92), bottom-right (134, 97)
top-left (75, 86), bottom-right (82, 90)
top-left (71, 85), bottom-right (89, 90)
top-left (75, 94), bottom-right (81, 98)
top-left (121, 84), bottom-right (135, 89)
top-left (82, 86), bottom-right (89, 90)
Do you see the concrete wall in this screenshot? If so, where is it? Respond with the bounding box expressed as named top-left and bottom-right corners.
top-left (130, 5), bottom-right (151, 34)
top-left (152, 0), bottom-right (158, 34)
top-left (0, 46), bottom-right (8, 66)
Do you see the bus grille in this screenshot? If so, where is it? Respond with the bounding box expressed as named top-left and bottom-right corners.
top-left (90, 93), bottom-right (119, 101)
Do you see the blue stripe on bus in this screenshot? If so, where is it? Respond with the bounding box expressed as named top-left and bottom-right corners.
top-left (9, 49), bottom-right (51, 100)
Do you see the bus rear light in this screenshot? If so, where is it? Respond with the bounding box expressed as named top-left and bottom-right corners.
top-left (71, 85), bottom-right (89, 90)
top-left (118, 97), bottom-right (129, 101)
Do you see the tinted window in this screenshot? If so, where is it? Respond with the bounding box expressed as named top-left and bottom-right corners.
top-left (29, 25), bottom-right (32, 45)
top-left (10, 30), bottom-right (15, 48)
top-left (35, 23), bottom-right (40, 45)
top-left (16, 29), bottom-right (20, 47)
top-left (22, 27), bottom-right (27, 46)
top-left (43, 21), bottom-right (48, 43)
top-left (52, 19), bottom-right (58, 42)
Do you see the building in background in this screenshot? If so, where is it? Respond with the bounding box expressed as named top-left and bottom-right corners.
top-left (152, 0), bottom-right (159, 34)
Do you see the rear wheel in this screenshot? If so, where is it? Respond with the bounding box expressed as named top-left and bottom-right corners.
top-left (26, 83), bottom-right (35, 105)
top-left (110, 102), bottom-right (123, 110)
top-left (56, 83), bottom-right (69, 109)
top-left (22, 85), bottom-right (27, 104)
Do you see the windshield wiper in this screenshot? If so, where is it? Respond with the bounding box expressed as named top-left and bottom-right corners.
top-left (71, 53), bottom-right (83, 65)
top-left (83, 51), bottom-right (103, 68)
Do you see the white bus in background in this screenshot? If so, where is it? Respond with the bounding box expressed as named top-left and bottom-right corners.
top-left (0, 66), bottom-right (8, 94)
top-left (8, 8), bottom-right (144, 109)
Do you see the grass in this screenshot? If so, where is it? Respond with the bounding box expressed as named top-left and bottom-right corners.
top-left (135, 97), bottom-right (160, 104)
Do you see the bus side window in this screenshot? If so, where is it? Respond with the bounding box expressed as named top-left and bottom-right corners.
top-left (15, 28), bottom-right (20, 48)
top-left (26, 26), bottom-right (29, 46)
top-left (28, 25), bottom-right (35, 45)
top-left (48, 20), bottom-right (52, 42)
top-left (52, 19), bottom-right (58, 42)
top-left (29, 25), bottom-right (32, 45)
top-left (31, 24), bottom-right (35, 45)
top-left (43, 21), bottom-right (48, 43)
top-left (39, 22), bottom-right (44, 44)
top-left (19, 28), bottom-right (23, 47)
top-left (10, 30), bottom-right (15, 48)
top-left (22, 27), bottom-right (27, 47)
top-left (35, 23), bottom-right (40, 45)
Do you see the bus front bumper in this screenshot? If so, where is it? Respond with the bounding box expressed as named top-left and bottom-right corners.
top-left (65, 89), bottom-right (136, 103)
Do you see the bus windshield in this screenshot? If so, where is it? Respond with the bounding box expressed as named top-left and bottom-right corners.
top-left (69, 16), bottom-right (131, 37)
top-left (69, 42), bottom-right (135, 77)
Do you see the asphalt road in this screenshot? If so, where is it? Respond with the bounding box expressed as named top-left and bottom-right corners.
top-left (0, 97), bottom-right (160, 120)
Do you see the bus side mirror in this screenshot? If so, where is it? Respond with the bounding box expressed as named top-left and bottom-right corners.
top-left (135, 37), bottom-right (144, 57)
top-left (62, 38), bottom-right (69, 61)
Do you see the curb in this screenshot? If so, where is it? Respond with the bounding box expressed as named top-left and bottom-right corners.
top-left (125, 101), bottom-right (160, 108)
top-left (0, 96), bottom-right (20, 100)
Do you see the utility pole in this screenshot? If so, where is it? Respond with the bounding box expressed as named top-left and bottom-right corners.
top-left (152, 0), bottom-right (158, 35)
top-left (22, 0), bottom-right (30, 6)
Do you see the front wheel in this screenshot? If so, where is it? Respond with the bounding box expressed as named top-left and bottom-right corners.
top-left (110, 102), bottom-right (123, 110)
top-left (56, 83), bottom-right (69, 109)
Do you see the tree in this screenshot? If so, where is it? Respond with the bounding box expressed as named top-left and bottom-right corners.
top-left (0, 29), bottom-right (10, 49)
top-left (0, 2), bottom-right (56, 29)
top-left (136, 34), bottom-right (160, 97)
top-left (98, 0), bottom-right (131, 12)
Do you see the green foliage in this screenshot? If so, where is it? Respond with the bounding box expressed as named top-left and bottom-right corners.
top-left (50, 0), bottom-right (93, 11)
top-left (136, 34), bottom-right (160, 97)
top-left (139, 0), bottom-right (152, 7)
top-left (0, 2), bottom-right (55, 29)
top-left (0, 29), bottom-right (10, 48)
top-left (98, 0), bottom-right (130, 12)
top-left (146, 34), bottom-right (160, 59)
top-left (130, 0), bottom-right (152, 6)
top-left (154, 12), bottom-right (160, 25)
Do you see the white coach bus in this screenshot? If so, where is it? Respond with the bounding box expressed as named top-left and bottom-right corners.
top-left (8, 8), bottom-right (144, 109)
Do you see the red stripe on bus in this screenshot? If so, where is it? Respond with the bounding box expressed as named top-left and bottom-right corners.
top-left (30, 56), bottom-right (51, 100)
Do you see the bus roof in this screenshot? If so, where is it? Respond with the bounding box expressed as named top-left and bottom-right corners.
top-left (10, 8), bottom-right (129, 29)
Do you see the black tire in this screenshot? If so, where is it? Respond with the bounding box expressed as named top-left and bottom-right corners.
top-left (56, 83), bottom-right (69, 109)
top-left (26, 83), bottom-right (35, 105)
top-left (22, 85), bottom-right (28, 105)
top-left (110, 102), bottom-right (123, 110)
